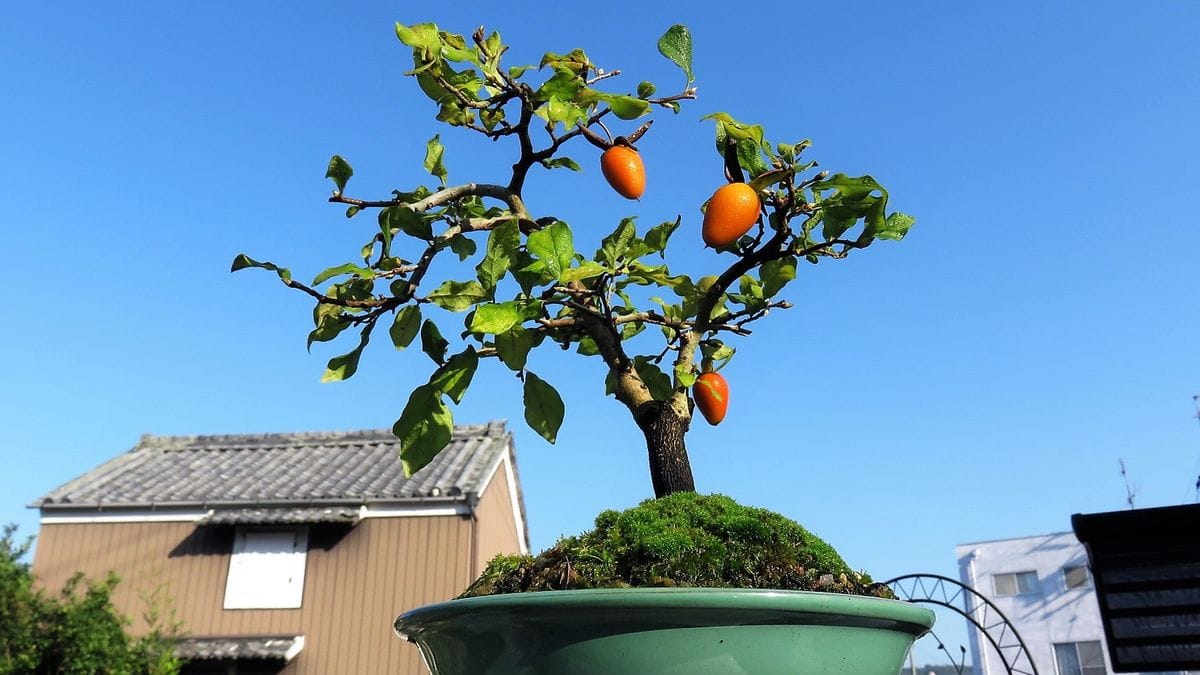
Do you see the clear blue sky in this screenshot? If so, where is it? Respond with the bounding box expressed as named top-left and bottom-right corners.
top-left (4, 2), bottom-right (1198, 665)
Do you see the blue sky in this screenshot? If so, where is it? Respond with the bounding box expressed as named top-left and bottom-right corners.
top-left (3, 2), bottom-right (1198, 664)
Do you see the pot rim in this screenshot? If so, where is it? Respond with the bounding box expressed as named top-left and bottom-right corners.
top-left (395, 587), bottom-right (934, 639)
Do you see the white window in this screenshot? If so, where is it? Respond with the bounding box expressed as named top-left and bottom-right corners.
top-left (1063, 565), bottom-right (1091, 589)
top-left (223, 528), bottom-right (308, 609)
top-left (993, 571), bottom-right (1039, 596)
top-left (1053, 641), bottom-right (1105, 675)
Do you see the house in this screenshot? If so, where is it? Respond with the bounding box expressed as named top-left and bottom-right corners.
top-left (29, 421), bottom-right (529, 674)
top-left (956, 532), bottom-right (1198, 675)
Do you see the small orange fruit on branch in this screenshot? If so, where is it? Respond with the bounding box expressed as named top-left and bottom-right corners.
top-left (600, 143), bottom-right (646, 200)
top-left (701, 182), bottom-right (760, 248)
top-left (693, 371), bottom-right (730, 425)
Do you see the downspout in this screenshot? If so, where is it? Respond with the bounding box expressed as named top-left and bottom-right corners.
top-left (467, 493), bottom-right (480, 581)
top-left (962, 549), bottom-right (988, 675)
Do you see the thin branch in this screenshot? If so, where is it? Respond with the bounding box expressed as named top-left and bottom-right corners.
top-left (330, 182), bottom-right (528, 219)
top-left (711, 300), bottom-right (793, 327)
top-left (586, 69), bottom-right (621, 85)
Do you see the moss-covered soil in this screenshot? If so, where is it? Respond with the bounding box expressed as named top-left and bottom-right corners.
top-left (461, 492), bottom-right (893, 599)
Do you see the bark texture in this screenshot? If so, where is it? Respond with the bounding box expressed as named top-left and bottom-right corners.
top-left (638, 402), bottom-right (696, 497)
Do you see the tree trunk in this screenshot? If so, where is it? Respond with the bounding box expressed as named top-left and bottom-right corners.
top-left (638, 402), bottom-right (696, 497)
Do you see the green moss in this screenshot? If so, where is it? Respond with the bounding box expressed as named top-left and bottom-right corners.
top-left (462, 493), bottom-right (892, 599)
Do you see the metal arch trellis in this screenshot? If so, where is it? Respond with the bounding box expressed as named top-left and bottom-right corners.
top-left (884, 573), bottom-right (1040, 675)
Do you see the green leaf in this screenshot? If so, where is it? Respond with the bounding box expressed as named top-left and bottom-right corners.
top-left (395, 22), bottom-right (442, 59)
top-left (657, 25), bottom-right (694, 84)
top-left (534, 68), bottom-right (585, 102)
top-left (736, 137), bottom-right (770, 177)
top-left (674, 362), bottom-right (698, 388)
top-left (813, 173), bottom-right (886, 200)
top-left (701, 340), bottom-right (735, 369)
top-left (576, 337), bottom-right (601, 356)
top-left (620, 319), bottom-right (645, 339)
top-left (540, 157), bottom-right (583, 172)
top-left (427, 280), bottom-right (487, 312)
top-left (325, 155), bottom-right (353, 193)
top-left (389, 305), bottom-right (421, 350)
top-left (447, 234), bottom-right (477, 261)
top-left (644, 217), bottom-right (681, 256)
top-left (598, 217), bottom-right (637, 265)
top-left (312, 262), bottom-right (371, 286)
top-left (476, 218), bottom-right (520, 292)
top-left (380, 206), bottom-right (433, 241)
top-left (629, 263), bottom-right (687, 289)
top-left (495, 326), bottom-right (534, 371)
top-left (738, 274), bottom-right (764, 301)
top-left (321, 328), bottom-right (371, 383)
top-left (469, 302), bottom-right (524, 334)
top-left (480, 106), bottom-right (506, 131)
top-left (230, 254), bottom-right (291, 282)
top-left (393, 384), bottom-right (453, 477)
top-left (634, 357), bottom-right (673, 401)
top-left (523, 372), bottom-right (565, 443)
top-left (307, 304), bottom-right (350, 351)
top-left (526, 221), bottom-right (575, 281)
top-left (560, 261), bottom-right (607, 282)
top-left (820, 206), bottom-right (858, 241)
top-left (637, 81), bottom-right (656, 98)
top-left (877, 212), bottom-right (916, 241)
top-left (428, 347), bottom-right (478, 404)
top-left (540, 97), bottom-right (589, 129)
top-left (420, 320), bottom-right (448, 364)
top-left (511, 249), bottom-right (550, 295)
top-left (703, 113), bottom-right (771, 155)
top-left (424, 135), bottom-right (448, 185)
top-left (760, 256), bottom-right (797, 298)
top-left (596, 93), bottom-right (650, 120)
top-left (539, 49), bottom-right (591, 72)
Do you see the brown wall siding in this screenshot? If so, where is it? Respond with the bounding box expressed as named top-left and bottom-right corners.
top-left (33, 516), bottom-right (476, 674)
top-left (473, 461), bottom-right (525, 575)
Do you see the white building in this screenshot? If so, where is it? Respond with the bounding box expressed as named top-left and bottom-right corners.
top-left (956, 532), bottom-right (1197, 675)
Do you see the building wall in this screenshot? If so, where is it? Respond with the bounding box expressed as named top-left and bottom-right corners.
top-left (955, 532), bottom-right (1110, 675)
top-left (33, 515), bottom-right (477, 674)
top-left (473, 455), bottom-right (525, 575)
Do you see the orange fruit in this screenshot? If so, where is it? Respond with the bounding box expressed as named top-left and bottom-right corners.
top-left (702, 182), bottom-right (760, 248)
top-left (693, 372), bottom-right (729, 425)
top-left (600, 145), bottom-right (645, 200)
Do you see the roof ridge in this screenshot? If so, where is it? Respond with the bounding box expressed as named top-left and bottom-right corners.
top-left (134, 421), bottom-right (506, 450)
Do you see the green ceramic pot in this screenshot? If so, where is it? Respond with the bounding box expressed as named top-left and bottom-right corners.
top-left (394, 588), bottom-right (934, 674)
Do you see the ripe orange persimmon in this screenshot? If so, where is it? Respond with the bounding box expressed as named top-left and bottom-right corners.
top-left (701, 182), bottom-right (760, 248)
top-left (693, 372), bottom-right (729, 426)
top-left (600, 145), bottom-right (645, 200)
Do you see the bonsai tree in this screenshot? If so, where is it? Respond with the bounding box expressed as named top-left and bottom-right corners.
top-left (234, 22), bottom-right (913, 501)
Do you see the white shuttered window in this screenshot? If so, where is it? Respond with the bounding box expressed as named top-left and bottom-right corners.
top-left (223, 528), bottom-right (308, 609)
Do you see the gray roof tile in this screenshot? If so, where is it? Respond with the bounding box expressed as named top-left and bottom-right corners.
top-left (175, 635), bottom-right (303, 661)
top-left (33, 421), bottom-right (514, 509)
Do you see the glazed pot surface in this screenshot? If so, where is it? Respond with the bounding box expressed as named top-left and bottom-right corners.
top-left (395, 588), bottom-right (934, 674)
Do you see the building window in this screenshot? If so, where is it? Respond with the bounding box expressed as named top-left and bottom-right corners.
top-left (993, 570), bottom-right (1039, 596)
top-left (1063, 565), bottom-right (1091, 589)
top-left (1053, 641), bottom-right (1106, 675)
top-left (223, 527), bottom-right (308, 609)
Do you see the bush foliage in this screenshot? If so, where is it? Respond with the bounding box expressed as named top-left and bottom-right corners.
top-left (0, 525), bottom-right (181, 675)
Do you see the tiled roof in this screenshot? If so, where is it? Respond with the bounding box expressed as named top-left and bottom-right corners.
top-left (33, 421), bottom-right (513, 509)
top-left (175, 635), bottom-right (304, 661)
top-left (198, 506), bottom-right (362, 526)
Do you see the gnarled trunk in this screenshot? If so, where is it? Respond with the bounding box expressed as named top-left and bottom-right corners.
top-left (637, 401), bottom-right (695, 497)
